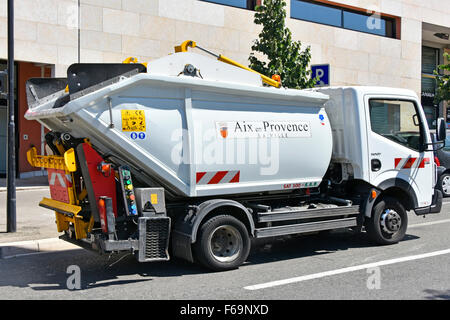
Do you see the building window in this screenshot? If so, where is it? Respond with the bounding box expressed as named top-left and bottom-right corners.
top-left (200, 0), bottom-right (260, 10)
top-left (0, 60), bottom-right (18, 176)
top-left (421, 46), bottom-right (440, 128)
top-left (0, 61), bottom-right (17, 105)
top-left (290, 0), bottom-right (398, 39)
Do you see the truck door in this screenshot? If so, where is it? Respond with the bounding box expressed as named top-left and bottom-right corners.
top-left (365, 96), bottom-right (434, 208)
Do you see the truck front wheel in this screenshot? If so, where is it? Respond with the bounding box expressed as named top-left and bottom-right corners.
top-left (193, 214), bottom-right (251, 271)
top-left (365, 196), bottom-right (408, 245)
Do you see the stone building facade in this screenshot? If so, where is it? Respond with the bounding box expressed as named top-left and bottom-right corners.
top-left (0, 0), bottom-right (449, 176)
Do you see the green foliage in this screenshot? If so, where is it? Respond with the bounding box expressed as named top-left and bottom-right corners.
top-left (434, 53), bottom-right (450, 104)
top-left (248, 0), bottom-right (317, 89)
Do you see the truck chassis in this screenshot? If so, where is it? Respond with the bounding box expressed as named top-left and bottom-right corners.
top-left (27, 131), bottom-right (419, 271)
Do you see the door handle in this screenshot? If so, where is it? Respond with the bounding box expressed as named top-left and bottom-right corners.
top-left (371, 159), bottom-right (381, 172)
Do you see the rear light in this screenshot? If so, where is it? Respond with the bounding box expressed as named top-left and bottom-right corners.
top-left (97, 162), bottom-right (112, 177)
top-left (434, 156), bottom-right (441, 167)
top-left (98, 198), bottom-right (108, 233)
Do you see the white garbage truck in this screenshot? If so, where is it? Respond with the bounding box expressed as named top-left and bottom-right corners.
top-left (24, 41), bottom-right (445, 271)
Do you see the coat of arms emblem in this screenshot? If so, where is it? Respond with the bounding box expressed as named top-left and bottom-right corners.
top-left (219, 123), bottom-right (228, 138)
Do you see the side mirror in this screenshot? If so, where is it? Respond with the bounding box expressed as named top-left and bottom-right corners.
top-left (436, 117), bottom-right (447, 142)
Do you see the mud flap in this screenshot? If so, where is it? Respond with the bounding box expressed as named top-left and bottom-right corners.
top-left (414, 189), bottom-right (443, 215)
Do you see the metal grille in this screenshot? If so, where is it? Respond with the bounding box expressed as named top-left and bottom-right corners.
top-left (139, 217), bottom-right (170, 261)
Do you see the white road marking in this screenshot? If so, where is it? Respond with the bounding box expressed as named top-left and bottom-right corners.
top-left (244, 248), bottom-right (450, 291)
top-left (409, 219), bottom-right (450, 228)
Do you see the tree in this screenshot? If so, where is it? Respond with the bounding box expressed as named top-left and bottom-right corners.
top-left (248, 0), bottom-right (317, 89)
top-left (434, 52), bottom-right (450, 104)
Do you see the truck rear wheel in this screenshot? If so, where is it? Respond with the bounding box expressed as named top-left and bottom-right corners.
top-left (193, 214), bottom-right (251, 271)
top-left (365, 196), bottom-right (408, 245)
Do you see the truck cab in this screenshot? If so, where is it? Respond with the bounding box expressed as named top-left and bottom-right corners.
top-left (318, 86), bottom-right (442, 219)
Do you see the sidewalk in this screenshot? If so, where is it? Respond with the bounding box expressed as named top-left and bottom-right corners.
top-left (0, 175), bottom-right (49, 192)
top-left (0, 176), bottom-right (72, 257)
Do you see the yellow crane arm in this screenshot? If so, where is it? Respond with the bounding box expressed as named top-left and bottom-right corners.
top-left (175, 40), bottom-right (281, 88)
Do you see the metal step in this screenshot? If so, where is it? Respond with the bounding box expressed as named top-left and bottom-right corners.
top-left (138, 216), bottom-right (171, 262)
top-left (256, 205), bottom-right (360, 223)
top-left (254, 217), bottom-right (357, 238)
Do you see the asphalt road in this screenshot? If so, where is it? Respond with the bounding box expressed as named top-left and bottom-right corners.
top-left (0, 190), bottom-right (449, 301)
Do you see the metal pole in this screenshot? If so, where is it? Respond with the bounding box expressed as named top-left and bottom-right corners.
top-left (6, 0), bottom-right (16, 233)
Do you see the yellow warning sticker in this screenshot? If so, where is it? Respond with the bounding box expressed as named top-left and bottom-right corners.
top-left (151, 194), bottom-right (158, 205)
top-left (121, 110), bottom-right (146, 132)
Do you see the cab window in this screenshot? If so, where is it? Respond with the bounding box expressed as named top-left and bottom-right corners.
top-left (369, 99), bottom-right (423, 151)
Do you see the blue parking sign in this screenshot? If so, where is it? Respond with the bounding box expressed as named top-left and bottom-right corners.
top-left (311, 64), bottom-right (330, 87)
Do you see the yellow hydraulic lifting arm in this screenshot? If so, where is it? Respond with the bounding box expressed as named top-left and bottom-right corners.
top-left (175, 40), bottom-right (281, 88)
top-left (26, 147), bottom-right (77, 172)
top-left (27, 146), bottom-right (93, 239)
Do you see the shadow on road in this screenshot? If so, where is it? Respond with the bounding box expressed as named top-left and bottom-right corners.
top-left (0, 247), bottom-right (205, 291)
top-left (423, 289), bottom-right (450, 300)
top-left (0, 230), bottom-right (420, 292)
top-left (247, 230), bottom-right (420, 265)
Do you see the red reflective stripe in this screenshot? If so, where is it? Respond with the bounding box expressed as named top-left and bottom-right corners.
top-left (229, 171), bottom-right (240, 183)
top-left (418, 158), bottom-right (430, 168)
top-left (208, 171), bottom-right (228, 184)
top-left (435, 156), bottom-right (441, 167)
top-left (418, 159), bottom-right (424, 168)
top-left (402, 158), bottom-right (416, 169)
top-left (396, 157), bottom-right (430, 169)
top-left (196, 172), bottom-right (206, 184)
top-left (47, 169), bottom-right (70, 203)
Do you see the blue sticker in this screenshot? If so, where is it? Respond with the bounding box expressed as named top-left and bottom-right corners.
top-left (130, 132), bottom-right (138, 140)
top-left (138, 132), bottom-right (146, 140)
top-left (319, 114), bottom-right (325, 121)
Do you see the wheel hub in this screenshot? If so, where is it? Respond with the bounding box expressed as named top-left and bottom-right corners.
top-left (380, 209), bottom-right (402, 234)
top-left (208, 225), bottom-right (242, 263)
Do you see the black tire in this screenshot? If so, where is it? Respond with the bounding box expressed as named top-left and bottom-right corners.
top-left (365, 196), bottom-right (408, 245)
top-left (437, 173), bottom-right (450, 197)
top-left (193, 214), bottom-right (251, 271)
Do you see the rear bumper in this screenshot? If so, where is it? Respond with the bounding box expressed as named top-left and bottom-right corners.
top-left (414, 189), bottom-right (443, 215)
top-left (59, 215), bottom-right (171, 262)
